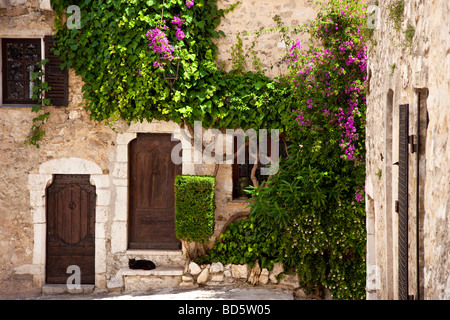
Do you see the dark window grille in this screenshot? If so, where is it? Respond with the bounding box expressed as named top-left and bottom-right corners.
top-left (2, 38), bottom-right (41, 104)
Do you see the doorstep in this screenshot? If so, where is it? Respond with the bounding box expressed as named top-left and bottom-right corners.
top-left (107, 266), bottom-right (184, 293)
top-left (42, 284), bottom-right (95, 295)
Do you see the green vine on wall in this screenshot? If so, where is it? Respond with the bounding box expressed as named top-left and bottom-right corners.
top-left (386, 0), bottom-right (404, 32)
top-left (49, 0), bottom-right (287, 133)
top-left (24, 59), bottom-right (51, 148)
top-left (385, 0), bottom-right (414, 50)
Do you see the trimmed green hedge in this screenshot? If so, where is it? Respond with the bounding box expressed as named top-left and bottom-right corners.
top-left (175, 175), bottom-right (215, 243)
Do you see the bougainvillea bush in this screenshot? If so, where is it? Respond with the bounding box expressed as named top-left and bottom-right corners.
top-left (203, 0), bottom-right (367, 300)
top-left (253, 0), bottom-right (367, 299)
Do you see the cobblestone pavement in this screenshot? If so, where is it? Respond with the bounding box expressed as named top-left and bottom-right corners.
top-left (22, 285), bottom-right (296, 300)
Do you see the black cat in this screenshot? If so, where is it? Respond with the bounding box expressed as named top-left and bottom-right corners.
top-left (128, 258), bottom-right (156, 270)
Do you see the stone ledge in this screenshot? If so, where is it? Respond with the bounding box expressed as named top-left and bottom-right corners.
top-left (42, 284), bottom-right (95, 295)
top-left (121, 266), bottom-right (184, 293)
top-left (107, 266), bottom-right (184, 292)
top-left (183, 261), bottom-right (327, 299)
top-left (121, 266), bottom-right (183, 276)
top-left (126, 249), bottom-right (184, 257)
top-left (125, 250), bottom-right (187, 268)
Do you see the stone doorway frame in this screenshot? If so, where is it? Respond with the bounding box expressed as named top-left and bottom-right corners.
top-left (109, 121), bottom-right (191, 255)
top-left (28, 157), bottom-right (109, 291)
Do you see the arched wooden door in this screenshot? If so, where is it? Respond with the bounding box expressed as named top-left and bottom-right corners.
top-left (128, 133), bottom-right (182, 250)
top-left (46, 174), bottom-right (96, 284)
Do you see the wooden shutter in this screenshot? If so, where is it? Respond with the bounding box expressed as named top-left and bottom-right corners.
top-left (398, 103), bottom-right (409, 300)
top-left (44, 35), bottom-right (68, 106)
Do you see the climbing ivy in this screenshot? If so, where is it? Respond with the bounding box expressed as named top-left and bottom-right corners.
top-left (25, 59), bottom-right (51, 148)
top-left (50, 0), bottom-right (288, 131)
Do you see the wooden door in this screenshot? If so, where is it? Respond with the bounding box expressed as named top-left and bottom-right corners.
top-left (128, 133), bottom-right (182, 250)
top-left (46, 174), bottom-right (96, 284)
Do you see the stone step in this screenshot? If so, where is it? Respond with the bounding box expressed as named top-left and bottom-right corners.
top-left (42, 284), bottom-right (95, 295)
top-left (126, 249), bottom-right (187, 268)
top-left (120, 266), bottom-right (184, 293)
top-left (107, 266), bottom-right (185, 293)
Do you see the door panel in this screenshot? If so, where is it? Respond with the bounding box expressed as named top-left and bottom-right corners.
top-left (46, 174), bottom-right (96, 284)
top-left (129, 133), bottom-right (182, 250)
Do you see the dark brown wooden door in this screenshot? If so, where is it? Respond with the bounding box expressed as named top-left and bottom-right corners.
top-left (128, 133), bottom-right (182, 250)
top-left (46, 174), bottom-right (96, 284)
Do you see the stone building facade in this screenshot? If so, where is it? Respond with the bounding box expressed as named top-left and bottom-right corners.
top-left (0, 0), bottom-right (315, 298)
top-left (366, 0), bottom-right (449, 300)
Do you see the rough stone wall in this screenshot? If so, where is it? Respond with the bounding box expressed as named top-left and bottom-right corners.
top-left (0, 0), bottom-right (317, 298)
top-left (366, 0), bottom-right (449, 300)
top-left (0, 1), bottom-right (113, 298)
top-left (215, 0), bottom-right (315, 76)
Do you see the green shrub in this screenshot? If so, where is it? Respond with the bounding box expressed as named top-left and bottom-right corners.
top-left (174, 175), bottom-right (215, 244)
top-left (198, 214), bottom-right (283, 270)
top-left (200, 0), bottom-right (367, 300)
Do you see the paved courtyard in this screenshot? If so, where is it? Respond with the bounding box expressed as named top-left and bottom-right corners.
top-left (23, 285), bottom-right (296, 300)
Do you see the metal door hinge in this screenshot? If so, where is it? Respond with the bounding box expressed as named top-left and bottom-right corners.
top-left (409, 135), bottom-right (418, 153)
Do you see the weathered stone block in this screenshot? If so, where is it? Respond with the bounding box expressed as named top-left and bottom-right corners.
top-left (259, 268), bottom-right (270, 285)
top-left (189, 261), bottom-right (202, 276)
top-left (210, 262), bottom-right (224, 273)
top-left (231, 264), bottom-right (250, 280)
top-left (197, 268), bottom-right (210, 284)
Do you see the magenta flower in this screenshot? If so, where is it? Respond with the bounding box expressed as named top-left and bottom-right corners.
top-left (186, 0), bottom-right (194, 9)
top-left (176, 28), bottom-right (185, 40)
top-left (355, 189), bottom-right (364, 202)
top-left (290, 39), bottom-right (303, 51)
top-left (171, 15), bottom-right (184, 29)
top-left (146, 27), bottom-right (175, 60)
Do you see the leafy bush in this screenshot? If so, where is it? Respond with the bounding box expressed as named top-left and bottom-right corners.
top-left (174, 175), bottom-right (215, 244)
top-left (256, 0), bottom-right (367, 299)
top-left (50, 0), bottom-right (288, 131)
top-left (198, 214), bottom-right (283, 270)
top-left (202, 0), bottom-right (368, 300)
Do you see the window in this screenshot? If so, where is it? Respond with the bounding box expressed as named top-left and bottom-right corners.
top-left (232, 133), bottom-right (288, 199)
top-left (1, 36), bottom-right (68, 106)
top-left (2, 38), bottom-right (41, 104)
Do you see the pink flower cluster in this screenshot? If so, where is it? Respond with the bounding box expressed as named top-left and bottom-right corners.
top-left (146, 3), bottom-right (195, 71)
top-left (171, 15), bottom-right (186, 40)
top-left (294, 110), bottom-right (312, 128)
top-left (287, 5), bottom-right (367, 163)
top-left (146, 26), bottom-right (175, 68)
top-left (355, 187), bottom-right (365, 202)
top-left (186, 0), bottom-right (194, 9)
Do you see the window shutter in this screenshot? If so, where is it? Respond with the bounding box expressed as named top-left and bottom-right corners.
top-left (398, 103), bottom-right (409, 300)
top-left (44, 35), bottom-right (68, 106)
